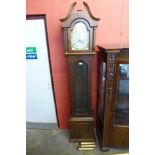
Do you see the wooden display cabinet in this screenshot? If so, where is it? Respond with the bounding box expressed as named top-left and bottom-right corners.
top-left (96, 46), bottom-right (129, 151)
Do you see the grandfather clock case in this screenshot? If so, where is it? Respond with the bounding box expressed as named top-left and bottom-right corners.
top-left (96, 47), bottom-right (129, 150)
top-left (60, 2), bottom-right (100, 142)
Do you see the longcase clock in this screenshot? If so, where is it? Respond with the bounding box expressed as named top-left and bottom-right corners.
top-left (60, 2), bottom-right (100, 142)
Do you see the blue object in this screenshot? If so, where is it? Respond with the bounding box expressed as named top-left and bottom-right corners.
top-left (26, 54), bottom-right (37, 59)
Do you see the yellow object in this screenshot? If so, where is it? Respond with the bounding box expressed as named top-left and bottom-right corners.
top-left (78, 147), bottom-right (94, 151)
top-left (80, 144), bottom-right (95, 147)
top-left (80, 142), bottom-right (95, 145)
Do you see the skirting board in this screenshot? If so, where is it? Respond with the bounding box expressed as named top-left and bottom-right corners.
top-left (26, 122), bottom-right (58, 130)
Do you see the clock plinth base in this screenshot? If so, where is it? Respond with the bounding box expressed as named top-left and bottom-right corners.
top-left (69, 116), bottom-right (95, 142)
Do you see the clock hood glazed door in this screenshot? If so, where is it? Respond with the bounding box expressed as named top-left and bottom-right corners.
top-left (67, 18), bottom-right (93, 54)
top-left (71, 22), bottom-right (89, 51)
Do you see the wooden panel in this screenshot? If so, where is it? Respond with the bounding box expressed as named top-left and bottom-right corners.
top-left (70, 117), bottom-right (95, 142)
top-left (110, 125), bottom-right (129, 148)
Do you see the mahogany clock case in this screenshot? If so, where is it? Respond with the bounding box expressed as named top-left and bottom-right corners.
top-left (96, 47), bottom-right (129, 151)
top-left (60, 2), bottom-right (100, 142)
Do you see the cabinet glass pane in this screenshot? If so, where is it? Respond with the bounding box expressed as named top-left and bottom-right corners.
top-left (71, 22), bottom-right (89, 50)
top-left (114, 64), bottom-right (129, 125)
top-left (98, 62), bottom-right (106, 117)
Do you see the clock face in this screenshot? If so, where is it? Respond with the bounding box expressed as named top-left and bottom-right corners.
top-left (71, 22), bottom-right (89, 50)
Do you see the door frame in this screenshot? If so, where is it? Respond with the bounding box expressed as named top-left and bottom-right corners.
top-left (26, 15), bottom-right (59, 127)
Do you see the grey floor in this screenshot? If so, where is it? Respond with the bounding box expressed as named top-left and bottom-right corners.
top-left (26, 129), bottom-right (129, 155)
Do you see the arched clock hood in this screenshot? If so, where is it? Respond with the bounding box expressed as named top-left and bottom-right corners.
top-left (60, 2), bottom-right (100, 55)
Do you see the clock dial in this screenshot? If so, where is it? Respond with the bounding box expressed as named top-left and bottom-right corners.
top-left (71, 22), bottom-right (89, 50)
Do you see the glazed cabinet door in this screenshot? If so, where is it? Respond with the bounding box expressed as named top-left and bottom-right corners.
top-left (110, 62), bottom-right (129, 148)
